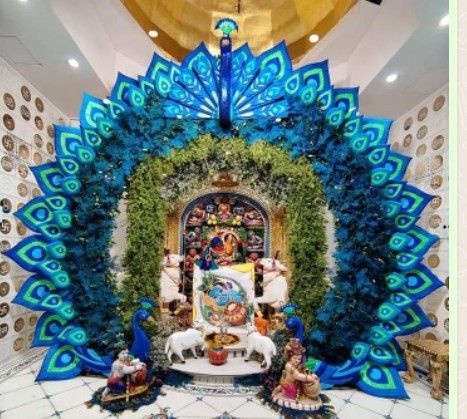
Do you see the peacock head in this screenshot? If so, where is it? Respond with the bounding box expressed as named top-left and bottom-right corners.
top-left (134, 297), bottom-right (157, 322)
top-left (215, 18), bottom-right (238, 38)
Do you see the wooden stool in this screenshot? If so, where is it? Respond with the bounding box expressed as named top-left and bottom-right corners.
top-left (403, 339), bottom-right (449, 400)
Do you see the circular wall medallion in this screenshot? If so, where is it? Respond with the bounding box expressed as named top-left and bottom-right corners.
top-left (32, 188), bottom-right (41, 198)
top-left (427, 254), bottom-right (440, 268)
top-left (18, 144), bottom-right (30, 160)
top-left (403, 134), bottom-right (412, 148)
top-left (16, 221), bottom-right (27, 236)
top-left (46, 124), bottom-right (54, 139)
top-left (425, 332), bottom-right (438, 341)
top-left (432, 134), bottom-right (444, 150)
top-left (46, 142), bottom-right (55, 155)
top-left (34, 134), bottom-right (43, 148)
top-left (430, 196), bottom-right (442, 209)
top-left (20, 105), bottom-right (31, 121)
top-left (444, 318), bottom-right (449, 332)
top-left (2, 135), bottom-right (14, 152)
top-left (0, 281), bottom-right (10, 297)
top-left (18, 163), bottom-right (29, 178)
top-left (14, 317), bottom-right (25, 332)
top-left (33, 152), bottom-right (43, 165)
top-left (431, 155), bottom-right (443, 171)
top-left (427, 313), bottom-right (438, 327)
top-left (3, 93), bottom-right (15, 110)
top-left (0, 323), bottom-right (8, 339)
top-left (0, 240), bottom-right (11, 253)
top-left (1, 198), bottom-right (12, 213)
top-left (3, 114), bottom-right (15, 131)
top-left (0, 302), bottom-right (9, 318)
top-left (34, 116), bottom-right (44, 130)
top-left (28, 314), bottom-right (37, 327)
top-left (17, 183), bottom-right (28, 197)
top-left (429, 214), bottom-right (441, 229)
top-left (433, 95), bottom-right (446, 111)
top-left (432, 239), bottom-right (441, 249)
top-left (444, 297), bottom-right (449, 311)
top-left (0, 260), bottom-right (10, 276)
top-left (417, 106), bottom-right (428, 121)
top-left (403, 116), bottom-right (413, 130)
top-left (1, 156), bottom-right (13, 172)
top-left (35, 97), bottom-right (44, 113)
top-left (430, 175), bottom-right (443, 190)
top-left (416, 125), bottom-right (428, 140)
top-left (0, 219), bottom-right (11, 235)
top-left (13, 337), bottom-right (25, 351)
top-left (416, 144), bottom-right (427, 157)
top-left (21, 85), bottom-right (31, 102)
top-left (415, 162), bottom-right (425, 177)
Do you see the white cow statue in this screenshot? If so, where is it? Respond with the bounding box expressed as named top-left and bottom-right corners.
top-left (254, 258), bottom-right (289, 310)
top-left (164, 328), bottom-right (205, 364)
top-left (244, 324), bottom-right (277, 369)
top-left (159, 254), bottom-right (187, 309)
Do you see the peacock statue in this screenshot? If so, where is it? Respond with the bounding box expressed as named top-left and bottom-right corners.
top-left (130, 297), bottom-right (157, 363)
top-left (281, 303), bottom-right (305, 344)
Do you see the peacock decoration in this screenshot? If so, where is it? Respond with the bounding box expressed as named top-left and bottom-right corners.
top-left (129, 297), bottom-right (156, 363)
top-left (4, 17), bottom-right (444, 399)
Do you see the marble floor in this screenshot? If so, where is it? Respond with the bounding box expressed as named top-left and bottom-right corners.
top-left (0, 360), bottom-right (448, 419)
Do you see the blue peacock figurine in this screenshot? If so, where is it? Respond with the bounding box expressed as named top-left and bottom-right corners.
top-left (130, 297), bottom-right (157, 363)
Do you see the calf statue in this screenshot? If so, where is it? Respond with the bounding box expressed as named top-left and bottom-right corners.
top-left (165, 327), bottom-right (206, 364)
top-left (254, 258), bottom-right (289, 311)
top-left (244, 324), bottom-right (277, 369)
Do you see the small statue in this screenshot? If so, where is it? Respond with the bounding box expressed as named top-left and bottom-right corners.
top-left (217, 203), bottom-right (232, 223)
top-left (185, 227), bottom-right (202, 247)
top-left (247, 230), bottom-right (264, 250)
top-left (272, 338), bottom-right (322, 411)
top-left (184, 247), bottom-right (200, 274)
top-left (243, 209), bottom-right (263, 226)
top-left (102, 349), bottom-right (147, 398)
top-left (187, 206), bottom-right (207, 225)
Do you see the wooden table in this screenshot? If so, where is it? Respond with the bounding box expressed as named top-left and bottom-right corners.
top-left (403, 339), bottom-right (449, 400)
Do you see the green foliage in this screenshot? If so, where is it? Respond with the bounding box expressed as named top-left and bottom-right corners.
top-left (121, 134), bottom-right (327, 331)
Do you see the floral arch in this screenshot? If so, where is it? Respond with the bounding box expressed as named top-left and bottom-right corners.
top-left (5, 19), bottom-right (443, 399)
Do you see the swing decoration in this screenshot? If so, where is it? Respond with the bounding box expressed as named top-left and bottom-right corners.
top-left (5, 18), bottom-right (443, 399)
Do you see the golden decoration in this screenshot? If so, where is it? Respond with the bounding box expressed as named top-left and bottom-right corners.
top-left (417, 106), bottom-right (428, 122)
top-left (0, 282), bottom-right (10, 297)
top-left (430, 155), bottom-right (443, 171)
top-left (392, 142), bottom-right (400, 151)
top-left (20, 105), bottom-right (31, 121)
top-left (47, 124), bottom-right (55, 139)
top-left (430, 196), bottom-right (442, 209)
top-left (2, 135), bottom-right (14, 152)
top-left (18, 144), bottom-right (30, 160)
top-left (34, 115), bottom-right (44, 130)
top-left (433, 95), bottom-right (445, 111)
top-left (34, 134), bottom-right (43, 148)
top-left (1, 156), bottom-right (13, 172)
top-left (3, 93), bottom-right (15, 110)
top-left (123, 0), bottom-right (357, 62)
top-left (212, 171), bottom-right (239, 187)
top-left (0, 323), bottom-right (9, 339)
top-left (14, 317), bottom-right (25, 332)
top-left (17, 183), bottom-right (28, 197)
top-left (13, 337), bottom-right (25, 351)
top-left (16, 221), bottom-right (27, 236)
top-left (417, 125), bottom-right (428, 140)
top-left (403, 134), bottom-right (412, 148)
top-left (46, 142), bottom-right (55, 155)
top-left (0, 219), bottom-right (11, 235)
top-left (0, 260), bottom-right (10, 276)
top-left (33, 152), bottom-right (43, 165)
top-left (432, 134), bottom-right (444, 150)
top-left (1, 198), bottom-right (12, 213)
top-left (0, 302), bottom-right (9, 318)
top-left (21, 85), bottom-right (31, 102)
top-left (427, 254), bottom-right (440, 268)
top-left (430, 175), bottom-right (443, 190)
top-left (3, 114), bottom-right (15, 131)
top-left (35, 97), bottom-right (44, 113)
top-left (0, 240), bottom-right (11, 253)
top-left (403, 116), bottom-right (413, 130)
top-left (18, 163), bottom-right (29, 178)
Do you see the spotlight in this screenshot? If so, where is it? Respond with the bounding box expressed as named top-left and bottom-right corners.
top-left (439, 14), bottom-right (449, 27)
top-left (308, 34), bottom-right (320, 43)
top-left (148, 30), bottom-right (159, 38)
top-left (385, 73), bottom-right (398, 83)
top-left (68, 58), bottom-right (79, 68)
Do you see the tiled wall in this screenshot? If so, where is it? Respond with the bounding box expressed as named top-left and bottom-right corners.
top-left (0, 57), bottom-right (67, 366)
top-left (389, 84), bottom-right (449, 346)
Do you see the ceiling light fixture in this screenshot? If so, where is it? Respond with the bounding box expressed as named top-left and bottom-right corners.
top-left (385, 73), bottom-right (398, 83)
top-left (148, 30), bottom-right (159, 38)
top-left (68, 58), bottom-right (79, 68)
top-left (439, 14), bottom-right (449, 27)
top-left (309, 34), bottom-right (320, 43)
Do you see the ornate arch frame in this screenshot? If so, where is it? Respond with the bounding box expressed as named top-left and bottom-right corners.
top-left (5, 20), bottom-right (444, 399)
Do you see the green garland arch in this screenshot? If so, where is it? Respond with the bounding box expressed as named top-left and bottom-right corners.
top-left (121, 134), bottom-right (327, 330)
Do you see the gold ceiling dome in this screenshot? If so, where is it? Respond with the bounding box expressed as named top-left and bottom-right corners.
top-left (123, 0), bottom-right (357, 62)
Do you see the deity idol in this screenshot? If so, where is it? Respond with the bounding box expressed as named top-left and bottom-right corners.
top-left (272, 339), bottom-right (322, 411)
top-left (217, 203), bottom-right (232, 223)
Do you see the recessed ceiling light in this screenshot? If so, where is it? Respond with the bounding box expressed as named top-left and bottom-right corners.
top-left (148, 30), bottom-right (159, 38)
top-left (68, 58), bottom-right (79, 68)
top-left (385, 73), bottom-right (398, 83)
top-left (18, 0), bottom-right (28, 3)
top-left (309, 34), bottom-right (320, 43)
top-left (439, 14), bottom-right (449, 27)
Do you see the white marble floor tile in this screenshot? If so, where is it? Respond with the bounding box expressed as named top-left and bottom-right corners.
top-left (398, 391), bottom-right (443, 416)
top-left (157, 388), bottom-right (197, 410)
top-left (86, 379), bottom-right (106, 392)
top-left (330, 396), bottom-right (347, 413)
top-left (229, 401), bottom-right (279, 418)
top-left (350, 391), bottom-right (395, 416)
top-left (338, 403), bottom-right (384, 419)
top-left (441, 400), bottom-right (449, 418)
top-left (201, 395), bottom-right (248, 414)
top-left (59, 404), bottom-right (111, 419)
top-left (324, 388), bottom-right (356, 401)
top-left (175, 401), bottom-right (223, 417)
top-left (49, 384), bottom-right (93, 412)
top-left (0, 372), bottom-right (38, 394)
top-left (0, 397), bottom-right (55, 419)
top-left (40, 377), bottom-right (86, 396)
top-left (0, 383), bottom-right (46, 411)
top-left (390, 402), bottom-right (438, 419)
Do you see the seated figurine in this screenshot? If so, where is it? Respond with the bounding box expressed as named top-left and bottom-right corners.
top-left (102, 349), bottom-right (147, 397)
top-left (272, 339), bottom-right (322, 411)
